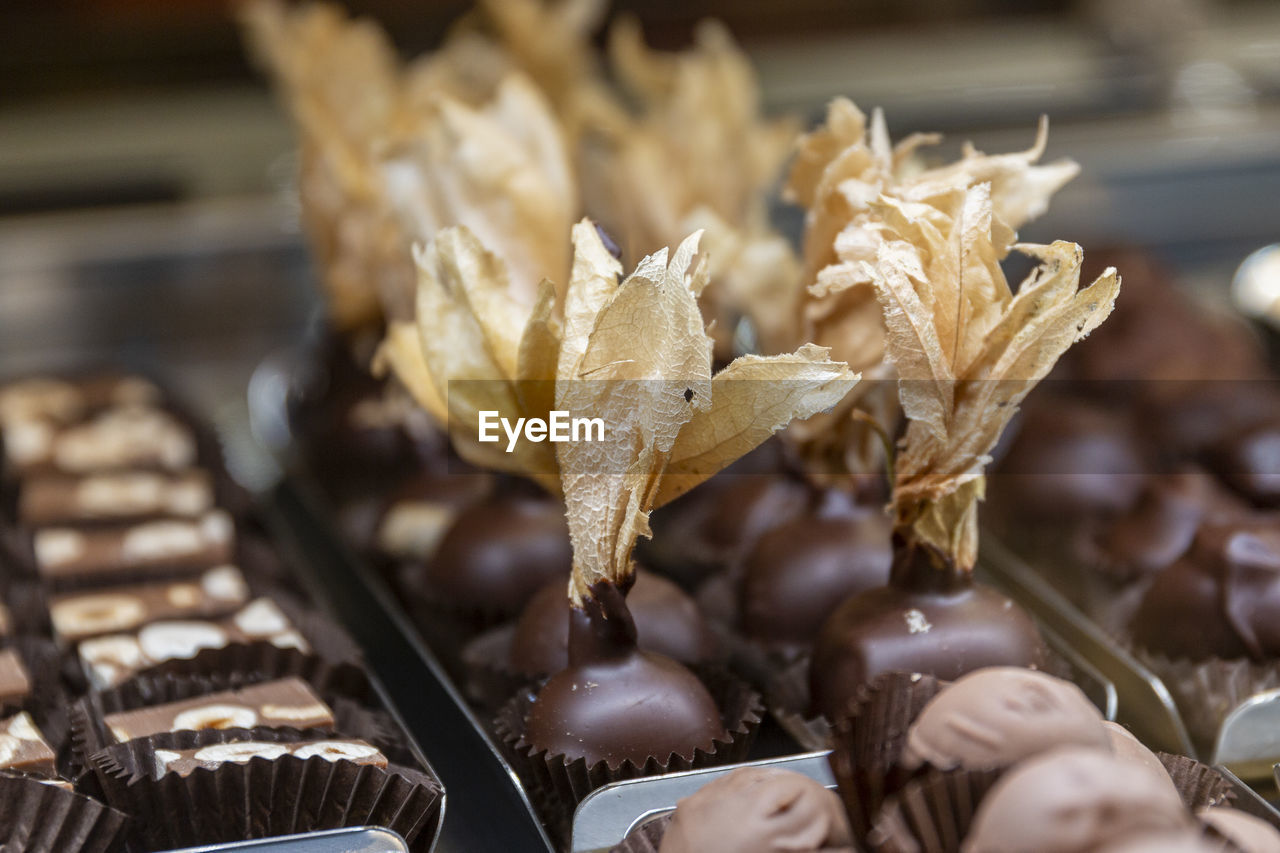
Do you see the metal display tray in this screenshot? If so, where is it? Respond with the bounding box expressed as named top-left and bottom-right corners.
top-left (166, 827), bottom-right (410, 853)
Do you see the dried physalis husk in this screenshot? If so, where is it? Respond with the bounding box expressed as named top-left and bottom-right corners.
top-left (555, 227), bottom-right (856, 605)
top-left (869, 183), bottom-right (1120, 570)
top-left (241, 0), bottom-right (410, 333)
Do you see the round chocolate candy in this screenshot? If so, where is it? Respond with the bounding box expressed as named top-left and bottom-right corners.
top-left (964, 747), bottom-right (1192, 853)
top-left (1197, 806), bottom-right (1280, 853)
top-left (523, 582), bottom-right (726, 768)
top-left (808, 539), bottom-right (1047, 722)
top-left (737, 511), bottom-right (891, 650)
top-left (901, 667), bottom-right (1109, 772)
top-left (657, 767), bottom-right (853, 853)
top-left (1102, 722), bottom-right (1175, 792)
top-left (1130, 522), bottom-right (1280, 661)
top-left (418, 489), bottom-right (571, 617)
top-left (1211, 420), bottom-right (1280, 507)
top-left (508, 569), bottom-right (718, 677)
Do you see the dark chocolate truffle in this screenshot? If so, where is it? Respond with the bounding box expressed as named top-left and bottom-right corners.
top-left (658, 767), bottom-right (853, 853)
top-left (901, 668), bottom-right (1108, 772)
top-left (992, 399), bottom-right (1145, 520)
top-left (964, 748), bottom-right (1192, 853)
top-left (1130, 522), bottom-right (1280, 661)
top-left (508, 570), bottom-right (718, 677)
top-left (418, 489), bottom-right (571, 616)
top-left (375, 468), bottom-right (492, 561)
top-left (1197, 807), bottom-right (1280, 853)
top-left (1211, 420), bottom-right (1280, 507)
top-left (809, 539), bottom-right (1047, 722)
top-left (738, 512), bottom-right (892, 649)
top-left (523, 583), bottom-right (726, 768)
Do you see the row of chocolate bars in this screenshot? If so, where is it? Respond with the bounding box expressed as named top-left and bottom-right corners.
top-left (0, 373), bottom-right (442, 852)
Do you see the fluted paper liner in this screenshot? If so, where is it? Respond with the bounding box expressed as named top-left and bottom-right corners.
top-left (88, 727), bottom-right (442, 851)
top-left (1133, 648), bottom-right (1280, 751)
top-left (494, 668), bottom-right (763, 844)
top-left (0, 769), bottom-right (128, 853)
top-left (69, 667), bottom-right (401, 772)
top-left (1157, 753), bottom-right (1234, 811)
top-left (460, 622), bottom-right (542, 710)
top-left (827, 671), bottom-right (946, 842)
top-left (609, 813), bottom-right (674, 853)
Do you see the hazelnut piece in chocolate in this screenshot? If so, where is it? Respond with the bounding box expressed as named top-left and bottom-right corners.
top-left (1130, 522), bottom-right (1280, 661)
top-left (901, 667), bottom-right (1108, 772)
top-left (738, 511), bottom-right (891, 649)
top-left (658, 767), bottom-right (853, 853)
top-left (508, 569), bottom-right (717, 678)
top-left (419, 490), bottom-right (571, 616)
top-left (964, 747), bottom-right (1192, 853)
top-left (523, 583), bottom-right (726, 768)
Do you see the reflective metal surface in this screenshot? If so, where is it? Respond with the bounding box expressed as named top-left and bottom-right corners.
top-left (165, 827), bottom-right (409, 853)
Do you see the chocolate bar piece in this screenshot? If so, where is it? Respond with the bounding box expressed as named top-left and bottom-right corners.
top-left (0, 375), bottom-right (160, 429)
top-left (0, 712), bottom-right (56, 776)
top-left (5, 406), bottom-right (195, 475)
top-left (0, 650), bottom-right (31, 707)
top-left (79, 598), bottom-right (308, 688)
top-left (50, 565), bottom-right (251, 643)
top-left (153, 737), bottom-right (386, 777)
top-left (103, 678), bottom-right (335, 743)
top-left (33, 510), bottom-right (234, 585)
top-left (19, 469), bottom-right (215, 526)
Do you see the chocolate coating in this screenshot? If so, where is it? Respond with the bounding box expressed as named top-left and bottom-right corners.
top-left (964, 748), bottom-right (1192, 853)
top-left (738, 512), bottom-right (892, 649)
top-left (1095, 832), bottom-right (1228, 853)
top-left (419, 490), bottom-right (571, 616)
top-left (809, 539), bottom-right (1047, 722)
top-left (993, 399), bottom-right (1145, 520)
top-left (1131, 522), bottom-right (1280, 661)
top-left (658, 767), bottom-right (854, 853)
top-left (1102, 722), bottom-right (1175, 792)
top-left (523, 583), bottom-right (726, 768)
top-left (1211, 421), bottom-right (1280, 507)
top-left (901, 668), bottom-right (1108, 771)
top-left (508, 570), bottom-right (718, 677)
top-left (1197, 807), bottom-right (1280, 853)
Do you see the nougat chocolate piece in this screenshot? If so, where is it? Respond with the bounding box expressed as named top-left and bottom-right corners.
top-left (153, 737), bottom-right (386, 777)
top-left (79, 598), bottom-right (308, 688)
top-left (103, 678), bottom-right (334, 743)
top-left (0, 650), bottom-right (31, 706)
top-left (5, 406), bottom-right (195, 475)
top-left (0, 712), bottom-right (56, 776)
top-left (19, 469), bottom-right (215, 526)
top-left (51, 565), bottom-right (251, 644)
top-left (33, 510), bottom-right (234, 585)
top-left (0, 375), bottom-right (160, 428)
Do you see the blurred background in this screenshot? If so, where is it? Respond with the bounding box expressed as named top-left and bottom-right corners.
top-left (2, 0), bottom-right (1278, 478)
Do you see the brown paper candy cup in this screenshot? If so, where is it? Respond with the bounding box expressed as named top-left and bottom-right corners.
top-left (89, 727), bottom-right (442, 851)
top-left (762, 653), bottom-right (833, 751)
top-left (1133, 649), bottom-right (1280, 751)
top-left (460, 622), bottom-right (542, 710)
top-left (867, 767), bottom-right (1005, 853)
top-left (609, 813), bottom-right (673, 853)
top-left (494, 668), bottom-right (763, 845)
top-left (827, 671), bottom-right (947, 842)
top-left (1158, 753), bottom-right (1235, 811)
top-left (0, 769), bottom-right (129, 853)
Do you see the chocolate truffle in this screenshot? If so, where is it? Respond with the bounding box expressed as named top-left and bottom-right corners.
top-left (523, 583), bottom-right (726, 768)
top-left (1102, 722), bottom-right (1175, 791)
top-left (809, 540), bottom-right (1047, 722)
top-left (374, 468), bottom-right (491, 562)
top-left (738, 511), bottom-right (892, 649)
top-left (658, 767), bottom-right (853, 853)
top-left (508, 570), bottom-right (717, 677)
top-left (419, 489), bottom-right (571, 616)
top-left (963, 748), bottom-right (1192, 853)
top-left (901, 668), bottom-right (1109, 772)
top-left (992, 399), bottom-right (1145, 520)
top-left (1197, 807), bottom-right (1280, 853)
top-left (1095, 832), bottom-right (1230, 853)
top-left (1130, 522), bottom-right (1280, 661)
top-left (1211, 421), bottom-right (1280, 507)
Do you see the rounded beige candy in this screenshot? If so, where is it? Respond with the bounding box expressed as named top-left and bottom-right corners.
top-left (1095, 831), bottom-right (1228, 852)
top-left (193, 742), bottom-right (290, 764)
top-left (1102, 722), bottom-right (1181, 795)
top-left (963, 747), bottom-right (1192, 853)
top-left (658, 767), bottom-right (854, 853)
top-left (292, 741), bottom-right (381, 762)
top-left (1198, 807), bottom-right (1280, 852)
top-left (903, 668), bottom-right (1111, 771)
top-left (172, 704), bottom-right (258, 731)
